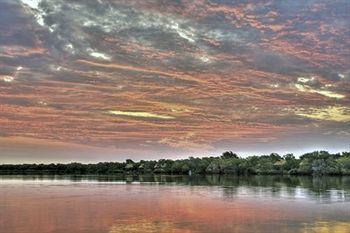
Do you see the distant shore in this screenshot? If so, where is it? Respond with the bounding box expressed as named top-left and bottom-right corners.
top-left (1, 151), bottom-right (350, 176)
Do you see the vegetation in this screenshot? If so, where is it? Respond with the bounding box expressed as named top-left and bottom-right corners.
top-left (1, 151), bottom-right (350, 176)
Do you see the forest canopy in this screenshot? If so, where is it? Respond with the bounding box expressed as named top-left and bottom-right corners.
top-left (1, 151), bottom-right (350, 176)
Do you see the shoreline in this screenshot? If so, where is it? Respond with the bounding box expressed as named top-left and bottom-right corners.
top-left (1, 150), bottom-right (350, 176)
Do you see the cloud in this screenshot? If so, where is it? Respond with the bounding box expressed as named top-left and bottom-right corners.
top-left (338, 74), bottom-right (345, 79)
top-left (168, 21), bottom-right (196, 43)
top-left (108, 110), bottom-right (175, 120)
top-left (20, 0), bottom-right (41, 9)
top-left (297, 76), bottom-right (315, 83)
top-left (294, 106), bottom-right (350, 122)
top-left (158, 132), bottom-right (213, 150)
top-left (88, 50), bottom-right (112, 61)
top-left (0, 76), bottom-right (14, 83)
top-left (0, 0), bottom-right (349, 161)
top-left (20, 0), bottom-right (45, 26)
top-left (75, 59), bottom-right (201, 83)
top-left (294, 83), bottom-right (345, 99)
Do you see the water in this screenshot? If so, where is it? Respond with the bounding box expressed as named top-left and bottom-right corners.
top-left (0, 175), bottom-right (349, 233)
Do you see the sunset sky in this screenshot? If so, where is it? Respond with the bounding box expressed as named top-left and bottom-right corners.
top-left (0, 0), bottom-right (349, 163)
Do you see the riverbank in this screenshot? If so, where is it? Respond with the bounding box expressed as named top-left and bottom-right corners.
top-left (1, 151), bottom-right (349, 176)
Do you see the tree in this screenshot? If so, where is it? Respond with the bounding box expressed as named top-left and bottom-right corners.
top-left (221, 151), bottom-right (238, 159)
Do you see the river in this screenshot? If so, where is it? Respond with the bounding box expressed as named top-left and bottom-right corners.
top-left (0, 175), bottom-right (349, 233)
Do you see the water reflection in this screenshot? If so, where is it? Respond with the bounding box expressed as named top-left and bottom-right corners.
top-left (0, 175), bottom-right (350, 233)
top-left (301, 221), bottom-right (350, 233)
top-left (1, 175), bottom-right (349, 203)
top-left (108, 219), bottom-right (193, 233)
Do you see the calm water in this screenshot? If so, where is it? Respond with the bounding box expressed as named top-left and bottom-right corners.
top-left (0, 175), bottom-right (350, 233)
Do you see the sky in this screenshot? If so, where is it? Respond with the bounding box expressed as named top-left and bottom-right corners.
top-left (0, 0), bottom-right (349, 163)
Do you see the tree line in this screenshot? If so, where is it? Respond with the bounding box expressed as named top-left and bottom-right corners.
top-left (1, 151), bottom-right (350, 176)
